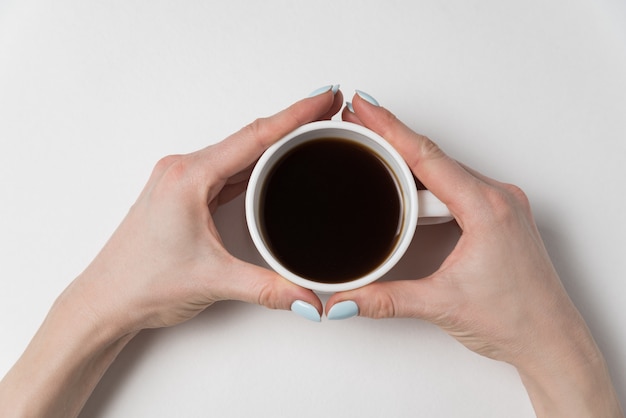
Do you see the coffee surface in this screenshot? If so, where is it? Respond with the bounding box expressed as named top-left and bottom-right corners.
top-left (260, 138), bottom-right (402, 283)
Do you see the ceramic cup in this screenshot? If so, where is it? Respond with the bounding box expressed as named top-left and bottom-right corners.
top-left (245, 120), bottom-right (453, 293)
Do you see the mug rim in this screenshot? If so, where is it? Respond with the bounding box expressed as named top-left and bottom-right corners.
top-left (245, 120), bottom-right (419, 293)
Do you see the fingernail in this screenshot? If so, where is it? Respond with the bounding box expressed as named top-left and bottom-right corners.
top-left (308, 85), bottom-right (332, 97)
top-left (291, 300), bottom-right (321, 322)
top-left (327, 300), bottom-right (359, 320)
top-left (355, 90), bottom-right (380, 106)
top-left (345, 102), bottom-right (355, 113)
top-left (308, 84), bottom-right (340, 98)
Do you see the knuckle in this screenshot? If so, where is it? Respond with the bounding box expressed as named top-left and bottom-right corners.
top-left (503, 183), bottom-right (531, 210)
top-left (256, 281), bottom-right (278, 309)
top-left (252, 270), bottom-right (288, 310)
top-left (409, 136), bottom-right (446, 170)
top-left (482, 182), bottom-right (531, 224)
top-left (163, 157), bottom-right (190, 183)
top-left (367, 291), bottom-right (398, 319)
top-left (153, 154), bottom-right (183, 175)
top-left (235, 116), bottom-right (282, 153)
top-left (150, 154), bottom-right (196, 195)
top-left (419, 135), bottom-right (445, 161)
top-left (483, 188), bottom-right (514, 221)
top-left (243, 117), bottom-right (271, 144)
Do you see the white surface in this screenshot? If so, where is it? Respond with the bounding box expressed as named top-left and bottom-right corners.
top-left (1, 1), bottom-right (624, 417)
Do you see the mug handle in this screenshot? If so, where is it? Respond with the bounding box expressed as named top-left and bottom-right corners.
top-left (417, 190), bottom-right (454, 225)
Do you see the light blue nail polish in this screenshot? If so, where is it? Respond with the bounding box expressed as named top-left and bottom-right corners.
top-left (331, 84), bottom-right (340, 94)
top-left (327, 300), bottom-right (359, 320)
top-left (346, 102), bottom-right (354, 113)
top-left (355, 90), bottom-right (380, 106)
top-left (291, 300), bottom-right (321, 322)
top-left (308, 85), bottom-right (333, 98)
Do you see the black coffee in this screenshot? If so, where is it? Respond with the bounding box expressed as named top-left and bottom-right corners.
top-left (260, 138), bottom-right (402, 283)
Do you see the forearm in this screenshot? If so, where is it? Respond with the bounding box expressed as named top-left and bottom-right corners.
top-left (516, 319), bottom-right (623, 418)
top-left (0, 284), bottom-right (137, 418)
top-left (520, 355), bottom-right (622, 417)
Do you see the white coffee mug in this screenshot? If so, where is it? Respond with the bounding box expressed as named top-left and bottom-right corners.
top-left (245, 120), bottom-right (453, 293)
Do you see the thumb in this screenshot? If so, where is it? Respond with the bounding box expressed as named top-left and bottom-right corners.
top-left (213, 257), bottom-right (323, 316)
top-left (326, 278), bottom-right (440, 320)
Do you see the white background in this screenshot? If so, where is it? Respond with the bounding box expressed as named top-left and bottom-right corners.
top-left (1, 1), bottom-right (625, 417)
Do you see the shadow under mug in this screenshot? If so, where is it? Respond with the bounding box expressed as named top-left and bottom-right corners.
top-left (245, 121), bottom-right (453, 293)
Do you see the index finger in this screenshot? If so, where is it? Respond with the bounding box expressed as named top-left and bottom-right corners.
top-left (200, 89), bottom-right (342, 180)
top-left (348, 93), bottom-right (481, 218)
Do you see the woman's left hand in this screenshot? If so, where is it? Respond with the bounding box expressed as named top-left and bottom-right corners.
top-left (70, 88), bottom-right (342, 332)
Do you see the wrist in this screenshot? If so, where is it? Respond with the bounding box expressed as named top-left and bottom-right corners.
top-left (518, 353), bottom-right (622, 418)
top-left (514, 321), bottom-right (623, 417)
top-left (0, 278), bottom-right (137, 418)
top-left (59, 272), bottom-right (140, 340)
top-left (53, 276), bottom-right (139, 350)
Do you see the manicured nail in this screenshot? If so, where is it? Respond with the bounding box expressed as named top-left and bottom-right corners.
top-left (355, 90), bottom-right (380, 106)
top-left (345, 102), bottom-right (355, 113)
top-left (308, 84), bottom-right (340, 98)
top-left (308, 85), bottom-right (332, 97)
top-left (327, 300), bottom-right (359, 320)
top-left (291, 300), bottom-right (321, 322)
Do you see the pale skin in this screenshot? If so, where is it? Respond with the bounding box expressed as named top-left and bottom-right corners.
top-left (333, 94), bottom-right (624, 417)
top-left (0, 88), bottom-right (622, 417)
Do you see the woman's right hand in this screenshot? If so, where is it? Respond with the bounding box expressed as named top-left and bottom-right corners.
top-left (328, 91), bottom-right (623, 418)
